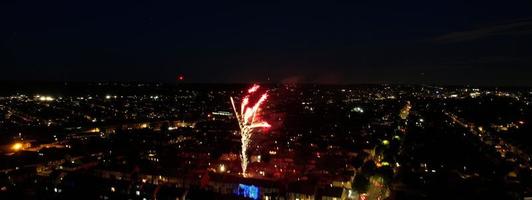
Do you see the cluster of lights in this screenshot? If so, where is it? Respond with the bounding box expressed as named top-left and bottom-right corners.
top-left (352, 107), bottom-right (364, 113)
top-left (105, 95), bottom-right (117, 99)
top-left (36, 95), bottom-right (54, 101)
top-left (11, 142), bottom-right (23, 151)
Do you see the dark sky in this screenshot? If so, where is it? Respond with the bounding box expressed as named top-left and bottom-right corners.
top-left (2, 1), bottom-right (532, 85)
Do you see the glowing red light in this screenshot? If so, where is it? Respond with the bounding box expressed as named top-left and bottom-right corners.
top-left (177, 75), bottom-right (184, 81)
top-left (248, 84), bottom-right (260, 93)
top-left (234, 85), bottom-right (270, 128)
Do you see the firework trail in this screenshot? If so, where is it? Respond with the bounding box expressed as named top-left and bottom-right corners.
top-left (230, 84), bottom-right (271, 177)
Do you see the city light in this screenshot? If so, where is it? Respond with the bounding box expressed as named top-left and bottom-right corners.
top-left (230, 84), bottom-right (271, 177)
top-left (11, 142), bottom-right (23, 151)
top-left (37, 96), bottom-right (55, 102)
top-left (352, 107), bottom-right (364, 113)
top-left (219, 164), bottom-right (226, 173)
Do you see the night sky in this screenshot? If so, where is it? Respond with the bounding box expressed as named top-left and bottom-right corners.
top-left (2, 1), bottom-right (532, 85)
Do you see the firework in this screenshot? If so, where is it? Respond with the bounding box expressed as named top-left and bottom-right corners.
top-left (230, 84), bottom-right (271, 177)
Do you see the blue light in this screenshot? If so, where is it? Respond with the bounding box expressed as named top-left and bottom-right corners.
top-left (237, 184), bottom-right (259, 200)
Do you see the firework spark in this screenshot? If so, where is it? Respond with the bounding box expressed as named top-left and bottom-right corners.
top-left (231, 84), bottom-right (271, 177)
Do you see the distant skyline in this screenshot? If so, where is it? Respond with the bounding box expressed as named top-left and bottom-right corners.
top-left (2, 1), bottom-right (532, 85)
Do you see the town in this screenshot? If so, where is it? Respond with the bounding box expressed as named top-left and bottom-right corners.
top-left (0, 82), bottom-right (530, 199)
